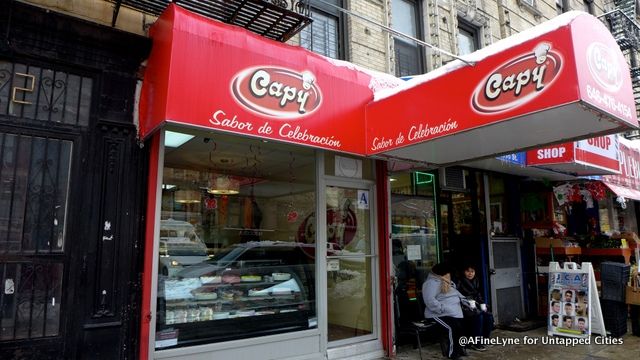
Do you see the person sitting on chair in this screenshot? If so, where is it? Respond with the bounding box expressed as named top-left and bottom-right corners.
top-left (457, 264), bottom-right (494, 351)
top-left (422, 263), bottom-right (467, 360)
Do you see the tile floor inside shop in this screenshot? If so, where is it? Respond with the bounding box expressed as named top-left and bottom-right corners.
top-left (393, 324), bottom-right (640, 360)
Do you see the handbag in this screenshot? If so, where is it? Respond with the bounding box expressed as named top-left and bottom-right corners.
top-left (627, 274), bottom-right (640, 305)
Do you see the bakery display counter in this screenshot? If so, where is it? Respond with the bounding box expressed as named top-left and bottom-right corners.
top-left (156, 266), bottom-right (315, 348)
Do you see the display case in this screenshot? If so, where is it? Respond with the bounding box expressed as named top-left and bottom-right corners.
top-left (156, 263), bottom-right (315, 347)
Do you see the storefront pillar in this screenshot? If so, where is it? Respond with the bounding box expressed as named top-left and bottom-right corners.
top-left (141, 131), bottom-right (163, 360)
top-left (375, 160), bottom-right (393, 356)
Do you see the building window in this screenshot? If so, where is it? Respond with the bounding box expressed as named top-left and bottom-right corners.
top-left (556, 0), bottom-right (569, 14)
top-left (583, 0), bottom-right (594, 14)
top-left (300, 0), bottom-right (343, 59)
top-left (392, 0), bottom-right (423, 77)
top-left (457, 20), bottom-right (479, 56)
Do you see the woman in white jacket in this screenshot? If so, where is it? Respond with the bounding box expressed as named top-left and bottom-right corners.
top-left (422, 263), bottom-right (467, 360)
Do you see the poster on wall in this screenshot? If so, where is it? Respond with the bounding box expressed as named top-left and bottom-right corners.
top-left (548, 262), bottom-right (606, 337)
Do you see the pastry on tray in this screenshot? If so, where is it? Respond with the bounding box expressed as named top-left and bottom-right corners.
top-left (248, 288), bottom-right (267, 297)
top-left (190, 284), bottom-right (220, 298)
top-left (221, 270), bottom-right (241, 284)
top-left (240, 275), bottom-right (262, 282)
top-left (272, 273), bottom-right (291, 281)
top-left (200, 275), bottom-right (222, 284)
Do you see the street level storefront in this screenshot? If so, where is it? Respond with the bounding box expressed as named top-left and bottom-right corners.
top-left (138, 5), bottom-right (638, 360)
top-left (139, 5), bottom-right (401, 360)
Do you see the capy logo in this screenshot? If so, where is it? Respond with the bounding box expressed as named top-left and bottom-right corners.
top-left (472, 43), bottom-right (562, 114)
top-left (587, 42), bottom-right (623, 92)
top-left (231, 66), bottom-right (322, 119)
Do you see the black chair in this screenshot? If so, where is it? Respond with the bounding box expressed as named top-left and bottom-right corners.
top-left (394, 290), bottom-right (436, 360)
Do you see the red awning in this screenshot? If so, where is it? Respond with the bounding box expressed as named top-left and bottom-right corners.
top-left (139, 4), bottom-right (403, 154)
top-left (602, 182), bottom-right (640, 201)
top-left (366, 12), bottom-right (638, 166)
top-left (600, 137), bottom-right (640, 201)
top-left (140, 6), bottom-right (638, 164)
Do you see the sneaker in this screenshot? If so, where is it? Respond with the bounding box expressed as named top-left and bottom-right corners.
top-left (470, 344), bottom-right (487, 351)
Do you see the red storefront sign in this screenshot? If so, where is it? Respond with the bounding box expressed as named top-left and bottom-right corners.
top-left (366, 13), bottom-right (638, 166)
top-left (139, 4), bottom-right (402, 154)
top-left (140, 8), bottom-right (637, 162)
top-left (525, 135), bottom-right (621, 175)
top-left (602, 138), bottom-right (640, 200)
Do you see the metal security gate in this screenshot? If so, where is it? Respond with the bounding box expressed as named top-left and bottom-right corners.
top-left (0, 132), bottom-right (73, 349)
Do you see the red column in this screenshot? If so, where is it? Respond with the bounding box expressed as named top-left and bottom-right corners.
top-left (140, 132), bottom-right (161, 360)
top-left (376, 160), bottom-right (393, 356)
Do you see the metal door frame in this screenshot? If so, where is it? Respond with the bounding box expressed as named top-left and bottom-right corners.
top-left (483, 174), bottom-right (525, 324)
top-left (321, 168), bottom-right (380, 350)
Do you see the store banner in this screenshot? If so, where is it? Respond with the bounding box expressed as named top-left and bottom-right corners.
top-left (496, 152), bottom-right (526, 165)
top-left (366, 13), bottom-right (637, 166)
top-left (548, 262), bottom-right (605, 338)
top-left (139, 4), bottom-right (402, 154)
top-left (525, 135), bottom-right (621, 175)
top-left (601, 137), bottom-right (640, 200)
top-left (575, 136), bottom-right (620, 172)
top-left (526, 143), bottom-right (574, 165)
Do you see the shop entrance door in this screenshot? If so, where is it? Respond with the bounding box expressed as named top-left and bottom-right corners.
top-left (325, 183), bottom-right (377, 346)
top-left (488, 237), bottom-right (525, 325)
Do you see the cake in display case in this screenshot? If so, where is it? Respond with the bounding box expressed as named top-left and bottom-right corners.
top-left (156, 242), bottom-right (316, 348)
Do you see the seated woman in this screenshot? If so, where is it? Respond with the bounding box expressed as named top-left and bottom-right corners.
top-left (422, 263), bottom-right (467, 360)
top-left (457, 264), bottom-right (494, 351)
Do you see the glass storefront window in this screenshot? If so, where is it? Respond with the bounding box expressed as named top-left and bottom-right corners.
top-left (390, 171), bottom-right (438, 323)
top-left (155, 130), bottom-right (317, 349)
top-left (488, 174), bottom-right (518, 237)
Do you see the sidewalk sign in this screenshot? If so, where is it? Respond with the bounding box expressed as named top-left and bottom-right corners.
top-left (548, 262), bottom-right (606, 337)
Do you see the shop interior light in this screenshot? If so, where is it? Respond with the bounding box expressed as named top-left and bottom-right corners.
top-left (174, 189), bottom-right (201, 203)
top-left (207, 175), bottom-right (240, 195)
top-left (164, 131), bottom-right (194, 148)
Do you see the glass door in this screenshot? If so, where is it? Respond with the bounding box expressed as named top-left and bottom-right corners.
top-left (325, 184), bottom-right (376, 344)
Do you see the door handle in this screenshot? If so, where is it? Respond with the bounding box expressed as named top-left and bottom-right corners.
top-left (489, 268), bottom-right (496, 275)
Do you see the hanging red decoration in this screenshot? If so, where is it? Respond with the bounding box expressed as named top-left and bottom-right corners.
top-left (204, 196), bottom-right (218, 210)
top-left (569, 184), bottom-right (583, 203)
top-left (585, 181), bottom-right (607, 201)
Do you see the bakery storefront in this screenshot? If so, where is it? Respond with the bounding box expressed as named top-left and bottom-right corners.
top-left (138, 4), bottom-right (401, 360)
top-left (138, 5), bottom-right (639, 360)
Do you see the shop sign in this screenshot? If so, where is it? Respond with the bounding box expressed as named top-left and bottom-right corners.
top-left (525, 134), bottom-right (620, 175)
top-left (231, 66), bottom-right (322, 119)
top-left (496, 152), bottom-right (526, 165)
top-left (547, 262), bottom-right (605, 338)
top-left (526, 144), bottom-right (574, 165)
top-left (602, 138), bottom-right (640, 189)
top-left (472, 43), bottom-right (562, 114)
top-left (366, 13), bottom-right (637, 165)
top-left (139, 4), bottom-right (398, 154)
top-left (574, 135), bottom-right (620, 171)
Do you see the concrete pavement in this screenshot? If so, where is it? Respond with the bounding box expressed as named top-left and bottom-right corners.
top-left (391, 325), bottom-right (640, 360)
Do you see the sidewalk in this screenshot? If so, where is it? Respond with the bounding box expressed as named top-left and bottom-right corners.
top-left (392, 326), bottom-right (640, 360)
